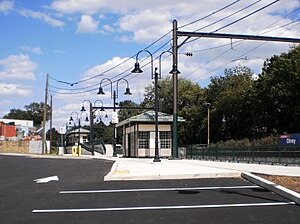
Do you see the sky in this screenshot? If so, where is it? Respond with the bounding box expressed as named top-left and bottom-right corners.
top-left (0, 0), bottom-right (299, 130)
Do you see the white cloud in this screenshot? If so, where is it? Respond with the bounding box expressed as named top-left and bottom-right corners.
top-left (51, 0), bottom-right (106, 14)
top-left (21, 46), bottom-right (44, 55)
top-left (76, 15), bottom-right (99, 33)
top-left (118, 9), bottom-right (171, 43)
top-left (0, 83), bottom-right (32, 97)
top-left (0, 54), bottom-right (37, 80)
top-left (18, 9), bottom-right (65, 27)
top-left (50, 0), bottom-right (300, 44)
top-left (0, 0), bottom-right (13, 13)
top-left (102, 24), bottom-right (114, 32)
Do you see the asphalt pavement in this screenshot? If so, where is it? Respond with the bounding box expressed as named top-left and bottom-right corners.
top-left (1, 153), bottom-right (300, 224)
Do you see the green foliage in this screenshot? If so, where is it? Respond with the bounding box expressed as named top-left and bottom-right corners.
top-left (118, 100), bottom-right (142, 121)
top-left (3, 102), bottom-right (51, 126)
top-left (252, 45), bottom-right (300, 135)
top-left (142, 77), bottom-right (205, 145)
top-left (139, 45), bottom-right (299, 146)
top-left (207, 66), bottom-right (255, 142)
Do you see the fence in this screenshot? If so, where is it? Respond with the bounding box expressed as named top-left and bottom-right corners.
top-left (185, 145), bottom-right (300, 166)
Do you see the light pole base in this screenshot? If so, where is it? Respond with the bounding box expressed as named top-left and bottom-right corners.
top-left (153, 157), bottom-right (161, 162)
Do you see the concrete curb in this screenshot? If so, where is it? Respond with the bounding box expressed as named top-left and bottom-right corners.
top-left (242, 172), bottom-right (300, 205)
top-left (104, 159), bottom-right (241, 181)
top-left (104, 172), bottom-right (241, 181)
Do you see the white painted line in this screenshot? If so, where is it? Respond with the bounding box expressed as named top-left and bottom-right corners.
top-left (60, 185), bottom-right (260, 194)
top-left (32, 201), bottom-right (295, 213)
top-left (34, 176), bottom-right (59, 184)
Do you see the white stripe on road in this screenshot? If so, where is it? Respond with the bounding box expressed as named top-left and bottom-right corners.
top-left (60, 185), bottom-right (260, 194)
top-left (32, 201), bottom-right (295, 213)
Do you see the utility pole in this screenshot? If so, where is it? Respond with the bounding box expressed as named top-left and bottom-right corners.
top-left (172, 19), bottom-right (179, 159)
top-left (49, 94), bottom-right (53, 153)
top-left (89, 102), bottom-right (94, 155)
top-left (172, 20), bottom-right (300, 155)
top-left (112, 90), bottom-right (117, 157)
top-left (42, 74), bottom-right (49, 154)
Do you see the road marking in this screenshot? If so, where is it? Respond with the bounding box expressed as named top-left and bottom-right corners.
top-left (34, 176), bottom-right (59, 184)
top-left (60, 185), bottom-right (260, 194)
top-left (32, 201), bottom-right (295, 213)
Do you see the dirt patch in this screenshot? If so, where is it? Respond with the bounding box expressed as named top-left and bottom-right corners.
top-left (257, 174), bottom-right (300, 193)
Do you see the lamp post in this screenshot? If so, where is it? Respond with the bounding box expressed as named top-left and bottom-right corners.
top-left (158, 51), bottom-right (180, 158)
top-left (69, 111), bottom-right (89, 155)
top-left (132, 50), bottom-right (180, 161)
top-left (69, 111), bottom-right (80, 150)
top-left (204, 102), bottom-right (211, 146)
top-left (81, 100), bottom-right (96, 155)
top-left (131, 49), bottom-right (162, 162)
top-left (97, 78), bottom-right (132, 157)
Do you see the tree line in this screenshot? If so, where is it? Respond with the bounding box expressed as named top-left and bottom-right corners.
top-left (119, 45), bottom-right (300, 145)
top-left (3, 45), bottom-right (299, 146)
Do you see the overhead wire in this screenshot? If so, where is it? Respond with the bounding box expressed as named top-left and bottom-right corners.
top-left (49, 0), bottom-right (291, 95)
top-left (185, 15), bottom-right (300, 82)
top-left (49, 38), bottom-right (173, 95)
top-left (49, 0), bottom-right (243, 92)
top-left (182, 6), bottom-right (300, 56)
top-left (181, 0), bottom-right (276, 46)
top-left (178, 0), bottom-right (243, 29)
top-left (213, 0), bottom-right (280, 32)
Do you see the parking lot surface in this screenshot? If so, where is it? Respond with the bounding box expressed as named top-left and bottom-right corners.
top-left (0, 155), bottom-right (299, 224)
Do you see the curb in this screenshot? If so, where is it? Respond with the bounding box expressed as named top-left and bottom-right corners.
top-left (242, 172), bottom-right (300, 205)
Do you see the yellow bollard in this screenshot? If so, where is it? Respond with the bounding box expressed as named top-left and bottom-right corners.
top-left (72, 146), bottom-right (77, 156)
top-left (78, 145), bottom-right (82, 156)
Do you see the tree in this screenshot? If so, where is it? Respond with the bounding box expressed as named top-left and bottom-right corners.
top-left (118, 100), bottom-right (142, 121)
top-left (142, 77), bottom-right (205, 145)
top-left (253, 45), bottom-right (300, 135)
top-left (206, 66), bottom-right (255, 141)
top-left (3, 102), bottom-right (51, 126)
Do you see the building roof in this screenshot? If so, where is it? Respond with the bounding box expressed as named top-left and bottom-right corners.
top-left (116, 110), bottom-right (185, 128)
top-left (66, 127), bottom-right (90, 135)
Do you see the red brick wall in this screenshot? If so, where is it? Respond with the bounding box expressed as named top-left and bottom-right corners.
top-left (0, 122), bottom-right (16, 138)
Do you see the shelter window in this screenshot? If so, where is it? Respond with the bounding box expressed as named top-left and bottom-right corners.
top-left (138, 131), bottom-right (150, 149)
top-left (160, 131), bottom-right (171, 149)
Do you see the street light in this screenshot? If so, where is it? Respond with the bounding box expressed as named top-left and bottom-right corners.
top-left (158, 50), bottom-right (180, 159)
top-left (204, 102), bottom-right (211, 146)
top-left (81, 100), bottom-right (97, 155)
top-left (131, 49), bottom-right (161, 162)
top-left (132, 50), bottom-right (180, 161)
top-left (69, 111), bottom-right (80, 154)
top-left (97, 77), bottom-right (132, 156)
top-left (69, 111), bottom-right (89, 148)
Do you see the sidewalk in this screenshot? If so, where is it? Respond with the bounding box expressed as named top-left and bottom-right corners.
top-left (102, 157), bottom-right (300, 181)
top-left (102, 156), bottom-right (300, 204)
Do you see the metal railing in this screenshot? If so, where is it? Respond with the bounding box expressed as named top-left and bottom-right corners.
top-left (185, 145), bottom-right (300, 166)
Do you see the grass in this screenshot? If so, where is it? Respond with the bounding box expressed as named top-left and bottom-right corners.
top-left (258, 174), bottom-right (300, 193)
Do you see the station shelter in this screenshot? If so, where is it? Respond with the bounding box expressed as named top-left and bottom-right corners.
top-left (65, 127), bottom-right (90, 146)
top-left (116, 110), bottom-right (185, 158)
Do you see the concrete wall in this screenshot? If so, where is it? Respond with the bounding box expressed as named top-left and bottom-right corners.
top-left (0, 140), bottom-right (50, 154)
top-left (0, 141), bottom-right (29, 154)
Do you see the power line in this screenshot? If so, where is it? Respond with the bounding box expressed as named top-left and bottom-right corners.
top-left (178, 0), bottom-right (242, 29)
top-left (213, 0), bottom-right (280, 33)
top-left (181, 0), bottom-right (275, 46)
top-left (182, 2), bottom-right (299, 79)
top-left (195, 0), bottom-right (262, 33)
top-left (183, 6), bottom-right (300, 55)
top-left (186, 20), bottom-right (300, 82)
top-left (48, 1), bottom-right (246, 89)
